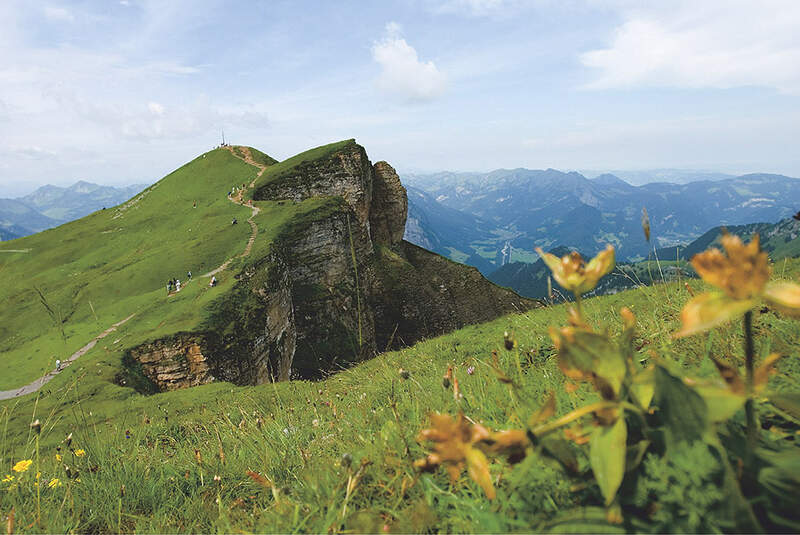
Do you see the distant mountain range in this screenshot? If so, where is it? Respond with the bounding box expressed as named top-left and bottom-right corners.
top-left (403, 169), bottom-right (800, 272)
top-left (487, 216), bottom-right (800, 300)
top-left (0, 181), bottom-right (146, 240)
top-left (577, 169), bottom-right (737, 186)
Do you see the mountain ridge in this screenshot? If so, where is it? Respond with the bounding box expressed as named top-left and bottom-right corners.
top-left (403, 167), bottom-right (800, 272)
top-left (0, 140), bottom-right (535, 394)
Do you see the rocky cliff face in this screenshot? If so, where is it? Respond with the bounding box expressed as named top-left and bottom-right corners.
top-left (370, 162), bottom-right (407, 246)
top-left (128, 141), bottom-right (539, 391)
top-left (127, 335), bottom-right (215, 391)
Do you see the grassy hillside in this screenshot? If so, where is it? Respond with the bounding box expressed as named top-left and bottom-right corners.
top-left (0, 144), bottom-right (354, 391)
top-left (1, 256), bottom-right (798, 532)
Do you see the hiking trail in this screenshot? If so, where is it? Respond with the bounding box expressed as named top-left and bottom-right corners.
top-left (2, 146), bottom-right (269, 397)
top-left (0, 313), bottom-right (136, 400)
top-left (201, 146), bottom-right (266, 278)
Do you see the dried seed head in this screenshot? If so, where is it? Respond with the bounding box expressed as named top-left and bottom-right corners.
top-left (120, 484), bottom-right (126, 498)
top-left (442, 365), bottom-right (453, 389)
top-left (341, 453), bottom-right (353, 468)
top-left (398, 368), bottom-right (410, 380)
top-left (65, 433), bottom-right (73, 447)
top-left (503, 331), bottom-right (515, 351)
top-left (213, 474), bottom-right (221, 485)
top-left (30, 419), bottom-right (41, 434)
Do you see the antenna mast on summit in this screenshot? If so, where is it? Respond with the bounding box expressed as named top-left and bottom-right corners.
top-left (221, 128), bottom-right (226, 146)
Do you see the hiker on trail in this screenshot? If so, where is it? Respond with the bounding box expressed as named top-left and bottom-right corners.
top-left (193, 200), bottom-right (197, 208)
top-left (166, 280), bottom-right (171, 294)
top-left (232, 218), bottom-right (238, 225)
top-left (187, 271), bottom-right (192, 280)
top-left (176, 279), bottom-right (181, 292)
top-left (210, 276), bottom-right (217, 287)
top-left (55, 359), bottom-right (61, 372)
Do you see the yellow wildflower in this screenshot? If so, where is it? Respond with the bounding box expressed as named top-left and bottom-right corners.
top-left (2, 474), bottom-right (13, 483)
top-left (675, 233), bottom-right (800, 337)
top-left (48, 478), bottom-right (62, 489)
top-left (414, 413), bottom-right (531, 500)
top-left (691, 233), bottom-right (769, 300)
top-left (536, 245), bottom-right (615, 296)
top-left (74, 449), bottom-right (86, 457)
top-left (12, 460), bottom-right (32, 473)
top-left (55, 454), bottom-right (62, 462)
top-left (414, 413), bottom-right (495, 499)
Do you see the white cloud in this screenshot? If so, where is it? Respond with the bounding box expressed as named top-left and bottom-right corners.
top-left (147, 101), bottom-right (164, 115)
top-left (43, 5), bottom-right (74, 22)
top-left (581, 0), bottom-right (800, 94)
top-left (372, 22), bottom-right (446, 102)
top-left (433, 0), bottom-right (512, 16)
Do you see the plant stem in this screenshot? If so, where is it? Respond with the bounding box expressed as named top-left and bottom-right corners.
top-left (743, 311), bottom-right (757, 457)
top-left (574, 293), bottom-right (584, 319)
top-left (531, 401), bottom-right (617, 438)
top-left (35, 433), bottom-right (40, 524)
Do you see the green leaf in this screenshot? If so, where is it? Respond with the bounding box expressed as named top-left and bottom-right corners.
top-left (590, 416), bottom-right (627, 506)
top-left (653, 365), bottom-right (708, 448)
top-left (630, 367), bottom-right (654, 409)
top-left (695, 385), bottom-right (746, 422)
top-left (769, 393), bottom-right (800, 420)
top-left (673, 292), bottom-right (755, 338)
top-left (560, 330), bottom-right (627, 399)
top-left (540, 507), bottom-right (628, 534)
top-left (540, 436), bottom-right (579, 473)
top-left (624, 440), bottom-right (650, 473)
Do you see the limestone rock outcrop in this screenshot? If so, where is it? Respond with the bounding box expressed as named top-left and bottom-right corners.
top-left (370, 161), bottom-right (407, 246)
top-left (127, 336), bottom-right (215, 391)
top-left (127, 140), bottom-right (539, 392)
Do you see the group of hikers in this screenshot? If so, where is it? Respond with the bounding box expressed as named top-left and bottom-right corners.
top-left (166, 271), bottom-right (192, 295)
top-left (165, 271), bottom-right (218, 295)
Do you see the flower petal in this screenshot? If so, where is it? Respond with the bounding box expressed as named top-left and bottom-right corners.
top-left (764, 281), bottom-right (800, 317)
top-left (585, 245), bottom-right (616, 284)
top-left (465, 447), bottom-right (495, 500)
top-left (673, 293), bottom-right (755, 338)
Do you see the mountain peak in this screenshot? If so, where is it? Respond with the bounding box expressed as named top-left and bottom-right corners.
top-left (592, 173), bottom-right (632, 187)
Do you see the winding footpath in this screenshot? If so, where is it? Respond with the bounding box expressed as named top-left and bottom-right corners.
top-left (1, 146), bottom-right (269, 399)
top-left (202, 146), bottom-right (267, 277)
top-left (0, 313), bottom-right (136, 400)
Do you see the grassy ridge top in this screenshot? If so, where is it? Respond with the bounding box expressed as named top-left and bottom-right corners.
top-left (248, 139), bottom-right (357, 194)
top-left (0, 142), bottom-right (353, 391)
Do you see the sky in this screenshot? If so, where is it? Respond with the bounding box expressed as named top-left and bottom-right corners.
top-left (1, 0), bottom-right (800, 196)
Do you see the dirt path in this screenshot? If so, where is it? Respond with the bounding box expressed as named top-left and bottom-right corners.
top-left (1, 147), bottom-right (268, 397)
top-left (0, 313), bottom-right (136, 400)
top-left (202, 146), bottom-right (266, 277)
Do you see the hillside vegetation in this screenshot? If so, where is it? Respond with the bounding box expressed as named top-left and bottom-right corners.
top-left (0, 145), bottom-right (347, 390)
top-left (1, 249), bottom-right (798, 532)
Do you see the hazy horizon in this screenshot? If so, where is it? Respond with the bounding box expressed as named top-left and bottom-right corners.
top-left (2, 1), bottom-right (799, 196)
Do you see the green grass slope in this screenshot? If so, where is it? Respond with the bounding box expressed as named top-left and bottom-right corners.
top-left (1, 258), bottom-right (798, 532)
top-left (0, 144), bottom-right (350, 391)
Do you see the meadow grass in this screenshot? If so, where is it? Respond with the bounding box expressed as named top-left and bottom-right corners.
top-left (1, 260), bottom-right (798, 533)
top-left (0, 144), bottom-right (354, 391)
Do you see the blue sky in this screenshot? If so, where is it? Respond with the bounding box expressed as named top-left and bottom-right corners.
top-left (1, 0), bottom-right (799, 196)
